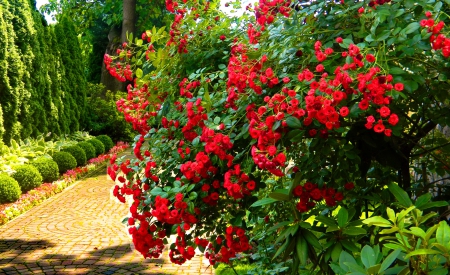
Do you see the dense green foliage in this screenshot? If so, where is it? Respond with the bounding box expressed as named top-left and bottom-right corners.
top-left (0, 0), bottom-right (87, 145)
top-left (62, 145), bottom-right (87, 167)
top-left (77, 141), bottom-right (96, 160)
top-left (86, 84), bottom-right (136, 142)
top-left (30, 157), bottom-right (59, 183)
top-left (51, 151), bottom-right (77, 174)
top-left (11, 164), bottom-right (43, 192)
top-left (0, 173), bottom-right (21, 203)
top-left (87, 138), bottom-right (105, 156)
top-left (96, 135), bottom-right (114, 152)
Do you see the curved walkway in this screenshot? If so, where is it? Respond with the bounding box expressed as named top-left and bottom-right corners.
top-left (0, 167), bottom-right (214, 275)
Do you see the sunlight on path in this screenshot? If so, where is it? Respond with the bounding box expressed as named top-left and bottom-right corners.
top-left (0, 167), bottom-right (213, 274)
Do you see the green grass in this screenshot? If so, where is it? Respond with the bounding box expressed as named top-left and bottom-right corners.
top-left (215, 263), bottom-right (256, 275)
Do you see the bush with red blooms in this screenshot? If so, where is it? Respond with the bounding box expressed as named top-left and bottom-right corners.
top-left (106, 0), bottom-right (450, 273)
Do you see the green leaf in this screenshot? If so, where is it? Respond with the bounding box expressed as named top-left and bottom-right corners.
top-left (389, 67), bottom-right (405, 75)
top-left (379, 249), bottom-right (401, 273)
top-left (416, 201), bottom-right (449, 210)
top-left (409, 227), bottom-right (426, 239)
top-left (250, 197), bottom-right (278, 207)
top-left (316, 215), bottom-right (338, 226)
top-left (339, 251), bottom-right (357, 272)
top-left (361, 245), bottom-right (376, 268)
top-left (363, 216), bottom-right (392, 227)
top-left (343, 227), bottom-right (367, 236)
top-left (331, 242), bottom-right (343, 262)
top-left (337, 207), bottom-right (348, 228)
top-left (415, 193), bottom-right (432, 208)
top-left (403, 22), bottom-right (420, 34)
top-left (436, 221), bottom-right (450, 247)
top-left (341, 240), bottom-right (360, 253)
top-left (405, 249), bottom-right (439, 258)
top-left (388, 183), bottom-right (413, 207)
top-left (136, 68), bottom-right (143, 78)
top-left (428, 269), bottom-right (449, 275)
top-left (302, 229), bottom-right (322, 249)
top-left (218, 64), bottom-right (226, 70)
top-left (268, 220), bottom-right (292, 232)
top-left (296, 236), bottom-right (308, 265)
top-left (269, 189), bottom-right (290, 201)
top-left (273, 237), bottom-right (289, 260)
top-left (286, 116), bottom-right (302, 128)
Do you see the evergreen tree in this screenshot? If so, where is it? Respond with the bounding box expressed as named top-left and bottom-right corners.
top-left (0, 0), bottom-right (25, 145)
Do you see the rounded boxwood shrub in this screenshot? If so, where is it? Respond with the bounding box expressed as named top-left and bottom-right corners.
top-left (52, 151), bottom-right (77, 174)
top-left (0, 174), bottom-right (22, 203)
top-left (87, 138), bottom-right (105, 156)
top-left (30, 157), bottom-right (60, 183)
top-left (11, 164), bottom-right (43, 193)
top-left (96, 135), bottom-right (114, 152)
top-left (77, 141), bottom-right (96, 160)
top-left (62, 145), bottom-right (87, 167)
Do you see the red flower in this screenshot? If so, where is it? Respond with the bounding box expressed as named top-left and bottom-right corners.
top-left (344, 182), bottom-right (354, 190)
top-left (220, 35), bottom-right (226, 41)
top-left (358, 7), bottom-right (364, 13)
top-left (340, 106), bottom-right (349, 117)
top-left (394, 83), bottom-right (404, 91)
top-left (378, 106), bottom-right (391, 118)
top-left (425, 11), bottom-right (432, 18)
top-left (373, 120), bottom-right (385, 133)
top-left (388, 113), bottom-right (399, 125)
top-left (336, 37), bottom-right (343, 43)
top-left (366, 54), bottom-right (376, 63)
top-left (293, 185), bottom-right (303, 197)
top-left (304, 182), bottom-right (315, 191)
top-left (316, 64), bottom-right (324, 72)
top-left (358, 99), bottom-right (369, 110)
top-left (247, 181), bottom-right (256, 190)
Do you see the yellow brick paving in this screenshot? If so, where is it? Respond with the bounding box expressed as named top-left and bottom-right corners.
top-left (0, 167), bottom-right (214, 275)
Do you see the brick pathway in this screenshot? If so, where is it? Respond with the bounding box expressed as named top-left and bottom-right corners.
top-left (0, 167), bottom-right (214, 275)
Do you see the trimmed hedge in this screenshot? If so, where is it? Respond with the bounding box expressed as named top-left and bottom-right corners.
top-left (77, 141), bottom-right (96, 160)
top-left (96, 135), bottom-right (114, 152)
top-left (11, 164), bottom-right (43, 192)
top-left (62, 145), bottom-right (87, 167)
top-left (52, 151), bottom-right (77, 174)
top-left (0, 174), bottom-right (22, 203)
top-left (87, 138), bottom-right (105, 156)
top-left (30, 157), bottom-right (59, 183)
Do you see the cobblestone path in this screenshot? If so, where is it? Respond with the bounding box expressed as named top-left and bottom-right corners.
top-left (0, 167), bottom-right (214, 275)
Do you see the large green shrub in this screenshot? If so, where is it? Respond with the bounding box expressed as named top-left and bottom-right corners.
top-left (87, 138), bottom-right (105, 156)
top-left (85, 84), bottom-right (136, 142)
top-left (11, 164), bottom-right (43, 192)
top-left (96, 135), bottom-right (114, 152)
top-left (0, 173), bottom-right (21, 203)
top-left (62, 145), bottom-right (87, 166)
top-left (51, 151), bottom-right (77, 174)
top-left (77, 141), bottom-right (96, 160)
top-left (30, 156), bottom-right (59, 182)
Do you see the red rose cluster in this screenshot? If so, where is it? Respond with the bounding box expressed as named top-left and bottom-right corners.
top-left (293, 182), bottom-right (353, 212)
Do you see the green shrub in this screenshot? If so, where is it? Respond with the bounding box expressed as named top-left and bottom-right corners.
top-left (87, 138), bottom-right (105, 156)
top-left (30, 157), bottom-right (60, 182)
top-left (77, 141), bottom-right (96, 160)
top-left (96, 135), bottom-right (114, 152)
top-left (11, 164), bottom-right (43, 193)
top-left (51, 151), bottom-right (77, 174)
top-left (62, 145), bottom-right (87, 166)
top-left (0, 174), bottom-right (22, 203)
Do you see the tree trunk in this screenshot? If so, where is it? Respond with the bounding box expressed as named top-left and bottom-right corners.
top-left (121, 0), bottom-right (137, 43)
top-left (100, 0), bottom-right (136, 94)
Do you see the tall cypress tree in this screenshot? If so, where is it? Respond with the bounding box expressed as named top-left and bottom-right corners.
top-left (54, 15), bottom-right (87, 133)
top-left (0, 4), bottom-right (7, 141)
top-left (0, 0), bottom-right (25, 145)
top-left (7, 0), bottom-right (37, 140)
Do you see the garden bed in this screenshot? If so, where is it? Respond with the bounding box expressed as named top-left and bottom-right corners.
top-left (0, 142), bottom-right (129, 226)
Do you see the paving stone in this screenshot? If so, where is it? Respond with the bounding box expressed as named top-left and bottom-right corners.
top-left (0, 160), bottom-right (213, 274)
